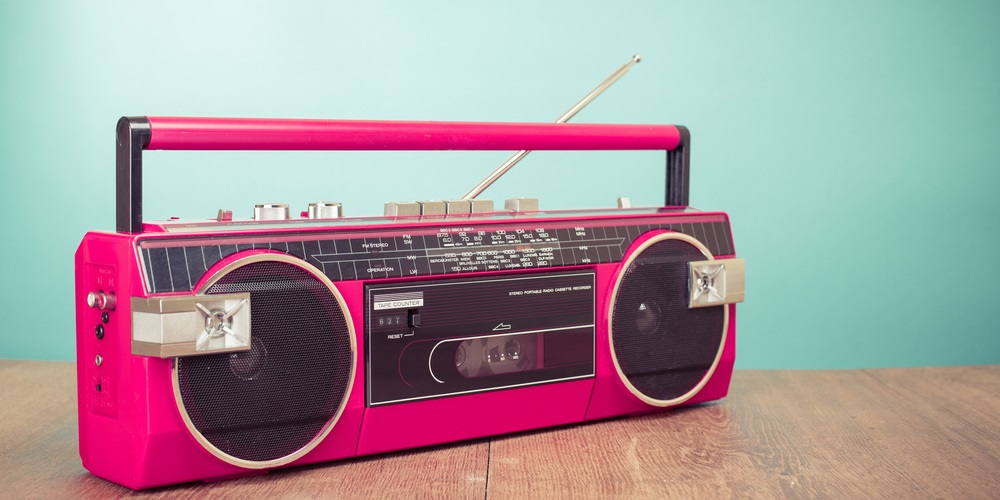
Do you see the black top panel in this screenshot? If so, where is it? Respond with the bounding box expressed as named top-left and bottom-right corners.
top-left (138, 215), bottom-right (733, 294)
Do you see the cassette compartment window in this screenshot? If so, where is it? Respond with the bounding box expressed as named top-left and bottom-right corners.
top-left (365, 272), bottom-right (596, 406)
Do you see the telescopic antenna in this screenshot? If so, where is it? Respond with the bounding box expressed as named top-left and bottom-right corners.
top-left (461, 54), bottom-right (642, 200)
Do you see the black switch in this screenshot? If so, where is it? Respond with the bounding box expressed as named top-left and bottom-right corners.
top-left (407, 309), bottom-right (421, 328)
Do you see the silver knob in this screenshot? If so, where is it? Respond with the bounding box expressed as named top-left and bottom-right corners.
top-left (254, 203), bottom-right (290, 221)
top-left (307, 202), bottom-right (342, 219)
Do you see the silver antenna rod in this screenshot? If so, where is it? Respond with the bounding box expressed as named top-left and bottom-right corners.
top-left (461, 54), bottom-right (642, 200)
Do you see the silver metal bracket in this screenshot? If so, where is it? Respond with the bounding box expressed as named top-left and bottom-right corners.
top-left (688, 258), bottom-right (745, 308)
top-left (131, 293), bottom-right (252, 358)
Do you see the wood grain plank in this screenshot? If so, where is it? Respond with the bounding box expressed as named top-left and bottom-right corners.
top-left (0, 360), bottom-right (94, 499)
top-left (728, 369), bottom-right (997, 499)
top-left (486, 405), bottom-right (758, 498)
top-left (486, 369), bottom-right (1000, 498)
top-left (112, 440), bottom-right (489, 500)
top-left (0, 360), bottom-right (488, 499)
top-left (4, 361), bottom-right (1000, 499)
top-left (865, 366), bottom-right (1000, 472)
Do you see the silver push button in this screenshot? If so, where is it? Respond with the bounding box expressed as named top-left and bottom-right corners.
top-left (470, 199), bottom-right (495, 214)
top-left (386, 200), bottom-right (494, 217)
top-left (504, 198), bottom-right (539, 212)
top-left (444, 200), bottom-right (471, 215)
top-left (384, 202), bottom-right (421, 217)
top-left (417, 201), bottom-right (447, 216)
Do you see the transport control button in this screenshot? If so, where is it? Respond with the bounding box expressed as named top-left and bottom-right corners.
top-left (417, 201), bottom-right (447, 216)
top-left (384, 202), bottom-right (421, 217)
top-left (444, 200), bottom-right (471, 215)
top-left (470, 199), bottom-right (495, 214)
top-left (504, 197), bottom-right (539, 212)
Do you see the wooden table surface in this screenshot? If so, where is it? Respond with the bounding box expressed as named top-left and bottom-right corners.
top-left (2, 361), bottom-right (998, 499)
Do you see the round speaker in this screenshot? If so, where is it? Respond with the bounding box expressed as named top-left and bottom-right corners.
top-left (608, 232), bottom-right (727, 406)
top-left (172, 253), bottom-right (355, 468)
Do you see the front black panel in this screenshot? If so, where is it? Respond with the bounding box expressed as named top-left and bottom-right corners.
top-left (140, 217), bottom-right (733, 293)
top-left (366, 272), bottom-right (595, 406)
top-left (612, 239), bottom-right (725, 402)
top-left (176, 261), bottom-right (353, 463)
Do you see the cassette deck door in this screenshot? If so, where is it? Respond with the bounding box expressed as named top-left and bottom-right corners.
top-left (365, 271), bottom-right (596, 406)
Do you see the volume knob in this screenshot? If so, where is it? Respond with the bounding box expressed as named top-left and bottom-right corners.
top-left (307, 202), bottom-right (343, 219)
top-left (254, 203), bottom-right (290, 221)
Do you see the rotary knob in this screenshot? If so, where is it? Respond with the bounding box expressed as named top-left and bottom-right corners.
top-left (307, 202), bottom-right (343, 219)
top-left (254, 203), bottom-right (290, 221)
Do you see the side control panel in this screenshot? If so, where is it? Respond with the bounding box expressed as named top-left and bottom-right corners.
top-left (83, 264), bottom-right (118, 418)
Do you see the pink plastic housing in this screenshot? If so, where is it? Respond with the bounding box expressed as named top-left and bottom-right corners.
top-left (77, 117), bottom-right (734, 489)
top-left (76, 210), bottom-right (737, 490)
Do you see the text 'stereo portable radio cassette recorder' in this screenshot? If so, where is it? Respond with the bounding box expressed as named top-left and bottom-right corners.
top-left (75, 59), bottom-right (745, 489)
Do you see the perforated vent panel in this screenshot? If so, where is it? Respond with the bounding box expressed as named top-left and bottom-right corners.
top-left (611, 236), bottom-right (725, 403)
top-left (176, 260), bottom-right (353, 465)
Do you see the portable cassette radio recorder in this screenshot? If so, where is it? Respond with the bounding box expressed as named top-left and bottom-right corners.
top-left (76, 67), bottom-right (744, 490)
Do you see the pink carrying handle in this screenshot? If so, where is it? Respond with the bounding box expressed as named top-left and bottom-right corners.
top-left (145, 117), bottom-right (683, 151)
top-left (118, 116), bottom-right (689, 233)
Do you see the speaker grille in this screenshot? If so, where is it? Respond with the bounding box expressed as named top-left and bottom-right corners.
top-left (611, 236), bottom-right (725, 403)
top-left (176, 259), bottom-right (353, 465)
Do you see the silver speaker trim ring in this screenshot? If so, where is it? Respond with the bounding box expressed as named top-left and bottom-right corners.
top-left (171, 252), bottom-right (358, 469)
top-left (607, 231), bottom-right (729, 408)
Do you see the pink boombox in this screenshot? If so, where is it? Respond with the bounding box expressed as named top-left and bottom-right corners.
top-left (75, 115), bottom-right (745, 489)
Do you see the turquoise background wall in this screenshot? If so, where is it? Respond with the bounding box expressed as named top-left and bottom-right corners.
top-left (1, 1), bottom-right (997, 367)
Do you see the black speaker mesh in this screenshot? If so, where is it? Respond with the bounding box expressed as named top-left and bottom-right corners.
top-left (612, 237), bottom-right (725, 402)
top-left (176, 260), bottom-right (353, 464)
